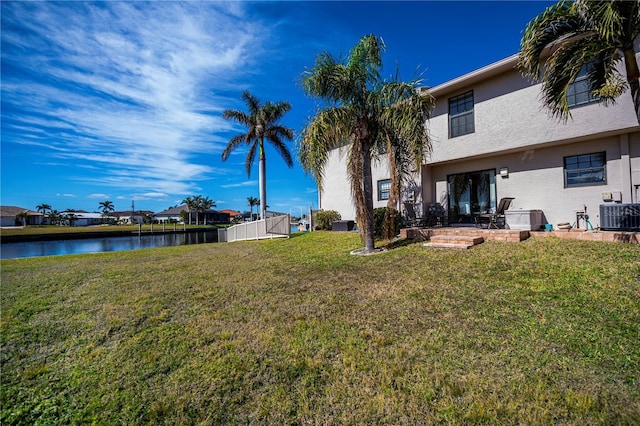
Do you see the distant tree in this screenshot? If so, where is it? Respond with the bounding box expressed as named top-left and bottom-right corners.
top-left (222, 91), bottom-right (294, 220)
top-left (247, 196), bottom-right (258, 221)
top-left (182, 196), bottom-right (196, 225)
top-left (197, 195), bottom-right (216, 224)
top-left (518, 0), bottom-right (640, 124)
top-left (36, 203), bottom-right (51, 215)
top-left (16, 210), bottom-right (29, 226)
top-left (36, 203), bottom-right (52, 225)
top-left (180, 210), bottom-right (189, 224)
top-left (182, 195), bottom-right (216, 225)
top-left (48, 210), bottom-right (61, 225)
top-left (64, 213), bottom-right (78, 227)
top-left (99, 200), bottom-right (115, 223)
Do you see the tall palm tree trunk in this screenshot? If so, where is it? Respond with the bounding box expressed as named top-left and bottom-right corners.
top-left (259, 142), bottom-right (267, 220)
top-left (624, 48), bottom-right (640, 125)
top-left (361, 146), bottom-right (376, 252)
top-left (384, 135), bottom-right (400, 240)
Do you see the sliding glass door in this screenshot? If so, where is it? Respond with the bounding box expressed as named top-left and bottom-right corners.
top-left (447, 169), bottom-right (496, 225)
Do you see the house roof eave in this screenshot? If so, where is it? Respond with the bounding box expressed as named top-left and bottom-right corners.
top-left (427, 54), bottom-right (520, 98)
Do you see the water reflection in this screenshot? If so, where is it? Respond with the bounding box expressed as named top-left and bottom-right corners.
top-left (1, 231), bottom-right (219, 260)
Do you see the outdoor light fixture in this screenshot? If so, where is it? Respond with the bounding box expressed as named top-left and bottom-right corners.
top-left (499, 167), bottom-right (509, 178)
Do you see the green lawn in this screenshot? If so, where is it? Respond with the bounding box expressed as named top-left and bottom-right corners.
top-left (1, 232), bottom-right (639, 425)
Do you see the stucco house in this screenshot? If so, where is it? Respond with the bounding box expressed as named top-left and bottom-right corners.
top-left (154, 205), bottom-right (230, 224)
top-left (0, 206), bottom-right (44, 227)
top-left (60, 211), bottom-right (107, 226)
top-left (111, 210), bottom-right (153, 224)
top-left (318, 53), bottom-right (640, 231)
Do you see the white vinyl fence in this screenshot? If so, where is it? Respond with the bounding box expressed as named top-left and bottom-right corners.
top-left (218, 214), bottom-right (291, 242)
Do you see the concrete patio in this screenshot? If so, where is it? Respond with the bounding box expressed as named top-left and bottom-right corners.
top-left (401, 226), bottom-right (639, 245)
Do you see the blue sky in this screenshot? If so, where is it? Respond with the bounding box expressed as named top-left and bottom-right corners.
top-left (1, 1), bottom-right (554, 215)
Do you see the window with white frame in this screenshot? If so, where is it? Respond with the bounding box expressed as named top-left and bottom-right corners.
top-left (566, 65), bottom-right (599, 108)
top-left (564, 152), bottom-right (606, 187)
top-left (378, 179), bottom-right (391, 201)
top-left (449, 91), bottom-right (474, 138)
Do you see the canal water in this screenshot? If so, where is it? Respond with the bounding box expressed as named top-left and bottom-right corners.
top-left (1, 231), bottom-right (219, 260)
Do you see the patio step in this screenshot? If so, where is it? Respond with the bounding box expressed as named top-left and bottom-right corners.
top-left (424, 235), bottom-right (484, 249)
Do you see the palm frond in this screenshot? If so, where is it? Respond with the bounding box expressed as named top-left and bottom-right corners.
top-left (518, 0), bottom-right (584, 79)
top-left (241, 90), bottom-right (261, 117)
top-left (298, 107), bottom-right (354, 190)
top-left (577, 0), bottom-right (624, 43)
top-left (221, 133), bottom-right (249, 161)
top-left (347, 34), bottom-right (384, 92)
top-left (269, 136), bottom-right (294, 168)
top-left (221, 109), bottom-right (251, 126)
top-left (518, 0), bottom-right (640, 124)
top-left (244, 142), bottom-right (257, 178)
top-left (540, 40), bottom-right (589, 121)
top-left (588, 49), bottom-right (627, 105)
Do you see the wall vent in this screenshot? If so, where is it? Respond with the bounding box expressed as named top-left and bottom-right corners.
top-left (600, 204), bottom-right (640, 231)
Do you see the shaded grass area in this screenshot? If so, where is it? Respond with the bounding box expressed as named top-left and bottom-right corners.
top-left (2, 232), bottom-right (639, 424)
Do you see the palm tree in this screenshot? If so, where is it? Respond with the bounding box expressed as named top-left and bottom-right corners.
top-left (65, 212), bottom-right (78, 227)
top-left (49, 209), bottom-right (61, 226)
top-left (192, 195), bottom-right (204, 225)
top-left (36, 203), bottom-right (52, 224)
top-left (247, 196), bottom-right (258, 221)
top-left (16, 210), bottom-right (29, 226)
top-left (299, 34), bottom-right (433, 253)
top-left (36, 203), bottom-right (51, 214)
top-left (197, 195), bottom-right (216, 225)
top-left (182, 196), bottom-right (196, 225)
top-left (222, 91), bottom-right (294, 220)
top-left (98, 200), bottom-right (115, 223)
top-left (518, 0), bottom-right (640, 124)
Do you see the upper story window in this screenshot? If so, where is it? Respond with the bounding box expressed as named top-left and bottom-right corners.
top-left (564, 152), bottom-right (606, 187)
top-left (567, 65), bottom-right (599, 108)
top-left (378, 179), bottom-right (391, 201)
top-left (449, 91), bottom-right (475, 138)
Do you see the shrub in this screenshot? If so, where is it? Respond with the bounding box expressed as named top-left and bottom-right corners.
top-left (316, 210), bottom-right (341, 230)
top-left (374, 207), bottom-right (401, 239)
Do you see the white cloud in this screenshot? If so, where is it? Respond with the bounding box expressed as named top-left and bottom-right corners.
top-left (221, 181), bottom-right (258, 189)
top-left (2, 2), bottom-right (264, 198)
top-left (88, 193), bottom-right (111, 199)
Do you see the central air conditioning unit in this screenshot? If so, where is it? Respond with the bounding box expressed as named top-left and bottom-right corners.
top-left (600, 204), bottom-right (640, 231)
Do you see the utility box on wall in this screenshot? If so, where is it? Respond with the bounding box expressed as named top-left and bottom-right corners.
top-left (504, 209), bottom-right (544, 231)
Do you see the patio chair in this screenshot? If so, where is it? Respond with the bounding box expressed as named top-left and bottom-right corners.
top-left (403, 202), bottom-right (425, 228)
top-left (426, 202), bottom-right (447, 227)
top-left (477, 197), bottom-right (514, 229)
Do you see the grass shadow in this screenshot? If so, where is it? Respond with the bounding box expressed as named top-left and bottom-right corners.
top-left (382, 237), bottom-right (422, 250)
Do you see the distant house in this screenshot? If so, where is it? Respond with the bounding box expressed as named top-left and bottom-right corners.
top-left (111, 210), bottom-right (153, 224)
top-left (60, 211), bottom-right (105, 226)
top-left (219, 209), bottom-right (242, 220)
top-left (154, 205), bottom-right (230, 224)
top-left (154, 206), bottom-right (186, 223)
top-left (0, 206), bottom-right (43, 227)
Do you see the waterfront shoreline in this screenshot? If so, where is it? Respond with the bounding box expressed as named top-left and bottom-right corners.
top-left (0, 226), bottom-right (219, 243)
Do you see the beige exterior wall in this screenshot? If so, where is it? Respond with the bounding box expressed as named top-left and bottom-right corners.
top-left (319, 147), bottom-right (394, 221)
top-left (428, 63), bottom-right (638, 164)
top-left (427, 132), bottom-right (640, 228)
